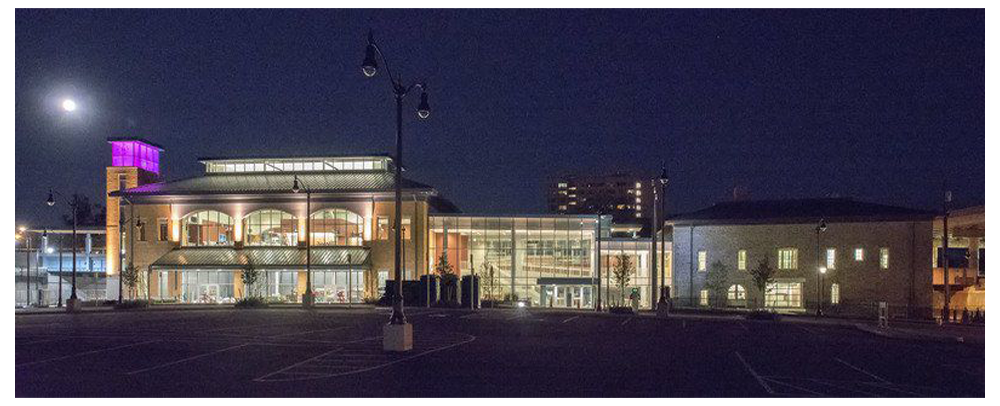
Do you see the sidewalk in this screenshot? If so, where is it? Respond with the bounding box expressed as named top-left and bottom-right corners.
top-left (14, 303), bottom-right (377, 316)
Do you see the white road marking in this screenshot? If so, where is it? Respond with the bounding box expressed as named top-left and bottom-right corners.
top-left (125, 343), bottom-right (252, 375)
top-left (561, 316), bottom-right (580, 324)
top-left (266, 326), bottom-right (348, 338)
top-left (834, 357), bottom-right (889, 383)
top-left (16, 340), bottom-right (160, 368)
top-left (620, 318), bottom-right (632, 326)
top-left (734, 351), bottom-right (774, 395)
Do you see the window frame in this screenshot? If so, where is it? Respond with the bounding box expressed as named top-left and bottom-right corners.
top-left (777, 248), bottom-right (798, 270)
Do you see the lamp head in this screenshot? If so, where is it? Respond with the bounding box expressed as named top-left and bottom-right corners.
top-left (416, 91), bottom-right (430, 119)
top-left (818, 219), bottom-right (827, 232)
top-left (46, 190), bottom-right (55, 207)
top-left (658, 165), bottom-right (668, 183)
top-left (362, 43), bottom-right (379, 78)
top-left (819, 267), bottom-right (828, 274)
top-left (292, 176), bottom-right (301, 193)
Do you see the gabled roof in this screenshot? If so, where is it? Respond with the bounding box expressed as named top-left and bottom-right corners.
top-left (666, 198), bottom-right (936, 226)
top-left (150, 246), bottom-right (370, 270)
top-left (111, 171), bottom-right (435, 197)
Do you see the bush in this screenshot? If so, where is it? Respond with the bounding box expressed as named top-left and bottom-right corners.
top-left (745, 309), bottom-right (780, 321)
top-left (114, 300), bottom-right (150, 310)
top-left (235, 297), bottom-right (270, 309)
top-left (608, 306), bottom-right (634, 315)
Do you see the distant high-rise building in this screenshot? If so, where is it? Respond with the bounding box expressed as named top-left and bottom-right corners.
top-left (547, 172), bottom-right (656, 226)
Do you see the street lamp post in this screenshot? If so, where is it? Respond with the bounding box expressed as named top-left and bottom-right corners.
top-left (815, 219), bottom-right (827, 317)
top-left (47, 189), bottom-right (81, 312)
top-left (292, 175), bottom-right (314, 308)
top-left (20, 228), bottom-right (32, 307)
top-left (362, 30), bottom-right (431, 352)
top-left (655, 165), bottom-right (668, 309)
top-left (58, 234), bottom-right (63, 307)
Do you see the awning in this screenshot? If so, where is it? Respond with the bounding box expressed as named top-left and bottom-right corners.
top-left (150, 246), bottom-right (370, 270)
top-left (536, 277), bottom-right (596, 286)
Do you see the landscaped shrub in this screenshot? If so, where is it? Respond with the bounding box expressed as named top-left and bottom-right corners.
top-left (114, 300), bottom-right (150, 310)
top-left (608, 306), bottom-right (634, 315)
top-left (235, 297), bottom-right (269, 309)
top-left (745, 309), bottom-right (780, 321)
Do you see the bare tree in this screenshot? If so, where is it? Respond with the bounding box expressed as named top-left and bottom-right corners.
top-left (704, 260), bottom-right (730, 308)
top-left (612, 253), bottom-right (634, 306)
top-left (747, 257), bottom-right (776, 310)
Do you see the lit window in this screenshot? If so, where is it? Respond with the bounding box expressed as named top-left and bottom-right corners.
top-left (376, 217), bottom-right (390, 240)
top-left (737, 250), bottom-right (747, 271)
top-left (635, 212), bottom-right (641, 218)
top-left (728, 284), bottom-right (746, 304)
top-left (778, 248), bottom-right (798, 270)
top-left (636, 190), bottom-right (642, 196)
top-left (635, 198), bottom-right (641, 204)
top-left (558, 205), bottom-right (567, 211)
top-left (855, 248), bottom-right (864, 261)
top-left (699, 289), bottom-right (709, 306)
top-left (158, 219), bottom-right (169, 241)
top-left (830, 283), bottom-right (840, 305)
top-left (558, 183), bottom-right (567, 188)
top-left (244, 210), bottom-right (297, 246)
top-left (766, 282), bottom-right (802, 308)
top-left (880, 248), bottom-right (889, 269)
top-left (698, 251), bottom-right (707, 271)
top-left (309, 209), bottom-right (364, 246)
top-left (826, 248), bottom-right (836, 270)
top-left (635, 182), bottom-right (642, 188)
top-left (182, 210), bottom-right (235, 246)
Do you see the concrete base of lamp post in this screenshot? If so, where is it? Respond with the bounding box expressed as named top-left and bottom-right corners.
top-left (657, 297), bottom-right (672, 318)
top-left (66, 297), bottom-right (83, 313)
top-left (383, 322), bottom-right (413, 352)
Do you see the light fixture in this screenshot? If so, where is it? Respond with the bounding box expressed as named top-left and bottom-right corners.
top-left (18, 226), bottom-right (26, 232)
top-left (416, 91), bottom-right (430, 119)
top-left (362, 40), bottom-right (379, 78)
top-left (819, 219), bottom-right (827, 232)
top-left (46, 190), bottom-right (55, 207)
top-left (292, 176), bottom-right (301, 193)
top-left (819, 267), bottom-right (827, 274)
top-left (46, 247), bottom-right (54, 254)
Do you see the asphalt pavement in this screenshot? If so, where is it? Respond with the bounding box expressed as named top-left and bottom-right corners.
top-left (14, 307), bottom-right (985, 397)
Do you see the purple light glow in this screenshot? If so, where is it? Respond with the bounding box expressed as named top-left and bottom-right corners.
top-left (110, 140), bottom-right (160, 174)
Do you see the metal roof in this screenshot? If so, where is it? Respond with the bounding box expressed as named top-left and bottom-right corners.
top-left (113, 171), bottom-right (435, 197)
top-left (150, 246), bottom-right (370, 270)
top-left (666, 198), bottom-right (936, 226)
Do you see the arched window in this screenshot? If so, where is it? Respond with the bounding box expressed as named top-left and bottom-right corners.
top-left (728, 284), bottom-right (747, 306)
top-left (244, 210), bottom-right (298, 246)
top-left (181, 210), bottom-right (234, 246)
top-left (310, 209), bottom-right (364, 246)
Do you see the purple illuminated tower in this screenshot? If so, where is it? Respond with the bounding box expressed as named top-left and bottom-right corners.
top-left (105, 137), bottom-right (164, 285)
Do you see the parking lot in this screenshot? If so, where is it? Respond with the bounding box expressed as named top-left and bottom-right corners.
top-left (15, 307), bottom-right (985, 397)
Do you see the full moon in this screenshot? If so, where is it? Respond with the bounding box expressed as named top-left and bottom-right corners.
top-left (61, 99), bottom-right (77, 112)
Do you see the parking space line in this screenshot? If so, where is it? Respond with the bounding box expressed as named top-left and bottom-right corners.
top-left (620, 318), bottom-right (632, 326)
top-left (16, 340), bottom-right (160, 368)
top-left (126, 343), bottom-right (252, 375)
top-left (834, 357), bottom-right (889, 383)
top-left (562, 316), bottom-right (580, 324)
top-left (734, 351), bottom-right (774, 395)
top-left (266, 326), bottom-right (348, 338)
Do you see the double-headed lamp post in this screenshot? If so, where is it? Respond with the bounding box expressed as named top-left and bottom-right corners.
top-left (815, 219), bottom-right (827, 317)
top-left (292, 175), bottom-right (314, 307)
top-left (362, 30), bottom-right (431, 352)
top-left (47, 189), bottom-right (81, 312)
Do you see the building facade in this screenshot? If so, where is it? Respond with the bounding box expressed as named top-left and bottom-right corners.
top-left (668, 198), bottom-right (935, 318)
top-left (933, 205), bottom-right (985, 314)
top-left (108, 139), bottom-right (673, 309)
top-left (547, 172), bottom-right (657, 227)
top-left (15, 228), bottom-right (108, 307)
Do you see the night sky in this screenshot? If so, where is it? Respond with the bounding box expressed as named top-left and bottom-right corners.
top-left (15, 9), bottom-right (984, 227)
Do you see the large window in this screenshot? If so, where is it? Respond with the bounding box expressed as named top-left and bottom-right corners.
top-left (765, 281), bottom-right (802, 308)
top-left (826, 248), bottom-right (836, 270)
top-left (728, 284), bottom-right (746, 306)
top-left (737, 250), bottom-right (747, 271)
top-left (244, 210), bottom-right (298, 246)
top-left (830, 283), bottom-right (840, 305)
top-left (698, 251), bottom-right (707, 272)
top-left (854, 248), bottom-right (865, 261)
top-left (879, 248), bottom-right (890, 269)
top-left (778, 248), bottom-right (798, 270)
top-left (179, 270), bottom-right (235, 303)
top-left (182, 211), bottom-right (234, 246)
top-left (310, 209), bottom-right (364, 246)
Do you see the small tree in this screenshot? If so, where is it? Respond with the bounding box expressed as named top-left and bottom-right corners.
top-left (612, 253), bottom-right (634, 306)
top-left (435, 252), bottom-right (459, 304)
top-left (747, 257), bottom-right (776, 310)
top-left (482, 262), bottom-right (497, 306)
top-left (704, 260), bottom-right (730, 308)
top-left (121, 264), bottom-right (141, 300)
top-left (241, 264), bottom-right (261, 298)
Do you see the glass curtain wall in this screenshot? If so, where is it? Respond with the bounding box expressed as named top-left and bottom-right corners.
top-left (312, 270), bottom-right (365, 303)
top-left (599, 239), bottom-right (653, 309)
top-left (429, 216), bottom-right (598, 308)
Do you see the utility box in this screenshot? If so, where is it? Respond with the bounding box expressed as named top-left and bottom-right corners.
top-left (461, 275), bottom-right (480, 309)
